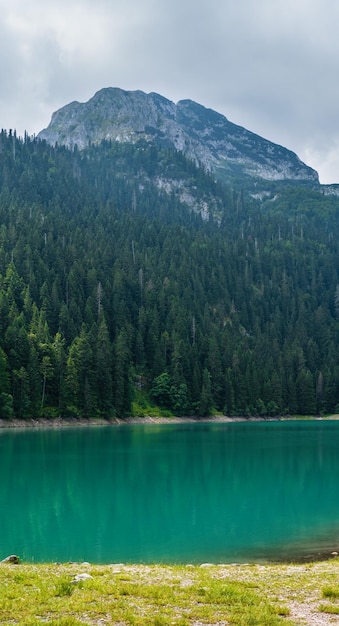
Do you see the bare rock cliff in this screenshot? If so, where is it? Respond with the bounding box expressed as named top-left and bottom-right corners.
top-left (38, 88), bottom-right (319, 185)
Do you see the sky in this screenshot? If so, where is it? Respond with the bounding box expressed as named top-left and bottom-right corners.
top-left (1, 0), bottom-right (339, 184)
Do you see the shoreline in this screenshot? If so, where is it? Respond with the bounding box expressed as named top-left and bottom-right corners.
top-left (0, 414), bottom-right (337, 430)
top-left (1, 560), bottom-right (339, 625)
top-left (0, 415), bottom-right (264, 430)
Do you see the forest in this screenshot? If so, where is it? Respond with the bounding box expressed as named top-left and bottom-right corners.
top-left (0, 129), bottom-right (338, 420)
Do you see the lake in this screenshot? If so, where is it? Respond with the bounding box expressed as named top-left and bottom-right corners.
top-left (1, 420), bottom-right (339, 564)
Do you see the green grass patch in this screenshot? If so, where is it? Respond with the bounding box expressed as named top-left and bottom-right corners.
top-left (55, 578), bottom-right (75, 597)
top-left (319, 603), bottom-right (339, 614)
top-left (1, 560), bottom-right (339, 625)
top-left (322, 584), bottom-right (339, 599)
top-left (319, 584), bottom-right (339, 615)
top-left (0, 563), bottom-right (292, 625)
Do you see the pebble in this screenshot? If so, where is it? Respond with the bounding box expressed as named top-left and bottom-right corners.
top-left (73, 573), bottom-right (93, 582)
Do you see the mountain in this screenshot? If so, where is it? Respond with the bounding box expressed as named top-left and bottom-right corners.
top-left (38, 88), bottom-right (319, 188)
top-left (0, 99), bottom-right (338, 421)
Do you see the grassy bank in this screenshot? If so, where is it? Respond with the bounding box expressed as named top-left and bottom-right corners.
top-left (1, 560), bottom-right (339, 625)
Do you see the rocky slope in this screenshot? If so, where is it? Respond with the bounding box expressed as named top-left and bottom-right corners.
top-left (38, 88), bottom-right (319, 187)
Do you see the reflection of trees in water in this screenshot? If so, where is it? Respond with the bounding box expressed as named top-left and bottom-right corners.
top-left (1, 422), bottom-right (339, 562)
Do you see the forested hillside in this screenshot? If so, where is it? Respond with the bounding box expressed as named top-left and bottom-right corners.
top-left (0, 130), bottom-right (338, 419)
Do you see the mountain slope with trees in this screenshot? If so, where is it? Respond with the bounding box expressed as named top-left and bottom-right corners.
top-left (0, 129), bottom-right (338, 420)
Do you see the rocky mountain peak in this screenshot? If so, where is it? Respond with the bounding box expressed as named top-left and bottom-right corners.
top-left (38, 88), bottom-right (319, 186)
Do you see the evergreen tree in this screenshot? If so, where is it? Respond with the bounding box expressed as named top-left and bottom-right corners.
top-left (95, 318), bottom-right (113, 416)
top-left (198, 369), bottom-right (213, 417)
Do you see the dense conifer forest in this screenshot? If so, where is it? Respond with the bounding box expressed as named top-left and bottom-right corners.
top-left (0, 130), bottom-right (338, 419)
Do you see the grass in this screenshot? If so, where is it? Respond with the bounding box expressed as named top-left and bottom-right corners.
top-left (319, 584), bottom-right (339, 615)
top-left (1, 559), bottom-right (339, 625)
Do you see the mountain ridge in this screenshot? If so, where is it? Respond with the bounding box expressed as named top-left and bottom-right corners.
top-left (38, 87), bottom-right (319, 188)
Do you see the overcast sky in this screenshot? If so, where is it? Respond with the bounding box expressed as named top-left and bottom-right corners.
top-left (1, 0), bottom-right (339, 184)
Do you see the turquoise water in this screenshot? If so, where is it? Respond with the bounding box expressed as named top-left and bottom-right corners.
top-left (1, 420), bottom-right (339, 563)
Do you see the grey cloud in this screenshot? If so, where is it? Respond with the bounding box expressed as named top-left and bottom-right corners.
top-left (0, 0), bottom-right (338, 182)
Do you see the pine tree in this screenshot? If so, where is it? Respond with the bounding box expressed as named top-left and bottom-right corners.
top-left (198, 368), bottom-right (213, 417)
top-left (95, 318), bottom-right (113, 416)
top-left (113, 329), bottom-right (132, 417)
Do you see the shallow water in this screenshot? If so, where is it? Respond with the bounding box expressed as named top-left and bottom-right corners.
top-left (1, 420), bottom-right (339, 563)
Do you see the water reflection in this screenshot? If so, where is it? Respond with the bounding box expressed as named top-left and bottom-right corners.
top-left (0, 421), bottom-right (339, 563)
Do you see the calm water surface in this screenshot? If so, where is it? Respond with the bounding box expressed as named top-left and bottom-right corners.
top-left (1, 420), bottom-right (339, 563)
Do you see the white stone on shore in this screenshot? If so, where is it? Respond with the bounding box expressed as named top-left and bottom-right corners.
top-left (73, 573), bottom-right (93, 582)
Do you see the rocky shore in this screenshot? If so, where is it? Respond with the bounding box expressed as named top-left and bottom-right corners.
top-left (0, 414), bottom-right (336, 430)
